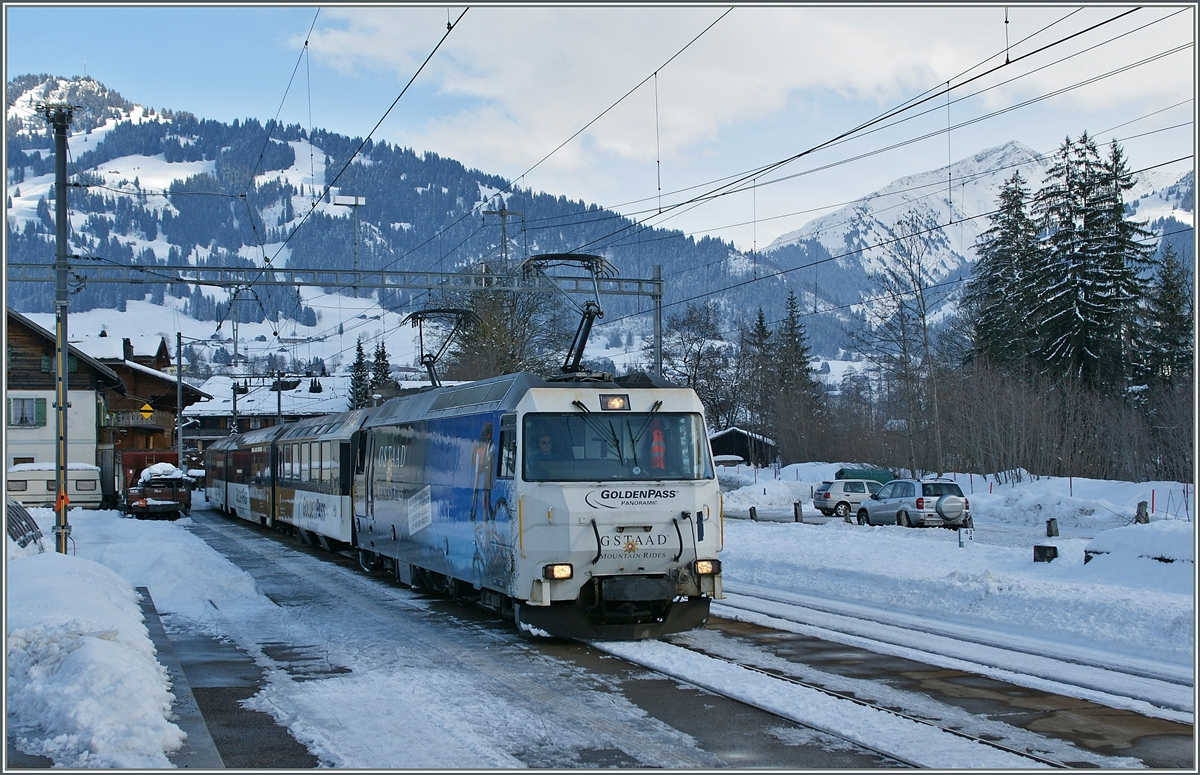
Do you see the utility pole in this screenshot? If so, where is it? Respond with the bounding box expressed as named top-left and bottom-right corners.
top-left (483, 203), bottom-right (522, 273)
top-left (333, 195), bottom-right (366, 295)
top-left (41, 102), bottom-right (75, 554)
top-left (653, 265), bottom-right (662, 377)
top-left (176, 331), bottom-right (184, 466)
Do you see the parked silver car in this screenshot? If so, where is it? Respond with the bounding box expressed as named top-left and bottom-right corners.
top-left (813, 479), bottom-right (883, 520)
top-left (857, 478), bottom-right (972, 528)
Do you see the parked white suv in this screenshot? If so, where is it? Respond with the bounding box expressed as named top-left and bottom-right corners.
top-left (813, 479), bottom-right (883, 520)
top-left (857, 478), bottom-right (972, 528)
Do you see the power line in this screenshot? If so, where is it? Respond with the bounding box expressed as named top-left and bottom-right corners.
top-left (403, 7), bottom-right (734, 276)
top-left (263, 8), bottom-right (470, 268)
top-left (601, 155), bottom-right (1195, 332)
top-left (560, 7), bottom-right (1153, 255)
top-left (244, 8), bottom-right (322, 193)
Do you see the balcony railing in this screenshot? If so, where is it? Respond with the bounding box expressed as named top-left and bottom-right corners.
top-left (185, 427), bottom-right (235, 439)
top-left (108, 410), bottom-right (174, 429)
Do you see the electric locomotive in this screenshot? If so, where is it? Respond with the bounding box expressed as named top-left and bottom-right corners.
top-left (352, 370), bottom-right (723, 639)
top-left (205, 254), bottom-right (723, 639)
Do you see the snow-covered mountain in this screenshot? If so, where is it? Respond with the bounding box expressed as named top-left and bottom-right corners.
top-left (758, 140), bottom-right (1192, 332)
top-left (6, 75), bottom-right (1192, 366)
top-left (764, 141), bottom-right (1051, 277)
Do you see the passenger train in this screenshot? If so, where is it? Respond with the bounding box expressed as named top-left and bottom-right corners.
top-left (205, 370), bottom-right (724, 639)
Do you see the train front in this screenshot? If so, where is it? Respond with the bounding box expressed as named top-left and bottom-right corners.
top-left (512, 385), bottom-right (723, 639)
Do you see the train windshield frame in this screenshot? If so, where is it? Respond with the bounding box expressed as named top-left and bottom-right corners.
top-left (523, 411), bottom-right (714, 482)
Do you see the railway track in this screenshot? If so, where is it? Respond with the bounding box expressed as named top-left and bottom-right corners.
top-left (714, 581), bottom-right (1194, 722)
top-left (179, 508), bottom-right (1185, 767)
top-left (591, 636), bottom-right (1068, 768)
top-left (181, 512), bottom-right (1051, 767)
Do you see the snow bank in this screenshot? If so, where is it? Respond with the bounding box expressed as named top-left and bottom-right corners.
top-left (1086, 519), bottom-right (1195, 562)
top-left (5, 549), bottom-right (185, 767)
top-left (722, 517), bottom-right (1194, 663)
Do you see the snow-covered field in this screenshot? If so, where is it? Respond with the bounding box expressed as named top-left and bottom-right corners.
top-left (6, 465), bottom-right (1194, 767)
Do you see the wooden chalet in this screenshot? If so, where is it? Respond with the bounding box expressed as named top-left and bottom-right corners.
top-left (5, 309), bottom-right (125, 470)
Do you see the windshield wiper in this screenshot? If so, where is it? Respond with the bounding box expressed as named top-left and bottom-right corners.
top-left (572, 399), bottom-right (622, 451)
top-left (628, 400), bottom-right (663, 448)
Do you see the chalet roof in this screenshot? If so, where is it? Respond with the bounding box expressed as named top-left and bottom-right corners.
top-left (72, 333), bottom-right (170, 361)
top-left (119, 360), bottom-right (212, 403)
top-left (6, 308), bottom-right (124, 392)
top-left (708, 426), bottom-right (777, 447)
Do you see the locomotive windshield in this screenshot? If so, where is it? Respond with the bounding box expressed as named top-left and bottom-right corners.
top-left (523, 412), bottom-right (714, 482)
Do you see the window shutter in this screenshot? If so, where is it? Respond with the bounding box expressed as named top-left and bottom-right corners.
top-left (68, 355), bottom-right (78, 372)
top-left (40, 356), bottom-right (51, 372)
top-left (35, 398), bottom-right (47, 426)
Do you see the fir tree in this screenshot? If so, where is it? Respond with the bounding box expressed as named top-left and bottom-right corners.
top-left (1097, 140), bottom-right (1156, 387)
top-left (1031, 133), bottom-right (1149, 393)
top-left (738, 308), bottom-right (774, 436)
top-left (1141, 243), bottom-right (1193, 387)
top-left (349, 337), bottom-right (371, 409)
top-left (371, 339), bottom-right (391, 391)
top-left (966, 170), bottom-right (1042, 367)
top-left (773, 290), bottom-right (825, 462)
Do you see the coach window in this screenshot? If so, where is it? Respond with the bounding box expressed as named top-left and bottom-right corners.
top-left (321, 441), bottom-right (332, 482)
top-left (301, 443), bottom-right (310, 482)
top-left (498, 414), bottom-right (516, 479)
top-left (283, 444), bottom-right (293, 480)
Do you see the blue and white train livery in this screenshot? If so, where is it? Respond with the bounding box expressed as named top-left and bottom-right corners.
top-left (206, 370), bottom-right (723, 639)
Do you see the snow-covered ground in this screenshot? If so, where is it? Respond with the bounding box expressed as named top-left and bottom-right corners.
top-left (6, 465), bottom-right (1194, 767)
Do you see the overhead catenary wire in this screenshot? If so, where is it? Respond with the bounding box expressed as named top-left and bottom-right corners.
top-left (11, 4), bottom-right (1190, 371)
top-left (264, 7), bottom-right (470, 269)
top-left (600, 155), bottom-right (1195, 335)
top-left (403, 6), bottom-right (734, 276)
top-left (585, 40), bottom-right (1194, 259)
top-left (564, 8), bottom-right (1159, 260)
top-left (278, 7), bottom-right (735, 336)
top-left (570, 12), bottom-right (1184, 256)
top-left (243, 8), bottom-right (322, 196)
top-left (611, 118), bottom-right (1194, 270)
top-left (286, 9), bottom-right (1188, 347)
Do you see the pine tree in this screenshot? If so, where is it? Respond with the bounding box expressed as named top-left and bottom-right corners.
top-left (1031, 133), bottom-right (1149, 393)
top-left (741, 309), bottom-right (774, 413)
top-left (1097, 140), bottom-right (1156, 388)
top-left (1141, 243), bottom-right (1193, 387)
top-left (349, 337), bottom-right (371, 409)
top-left (966, 170), bottom-right (1042, 367)
top-left (773, 290), bottom-right (825, 462)
top-left (371, 339), bottom-right (391, 391)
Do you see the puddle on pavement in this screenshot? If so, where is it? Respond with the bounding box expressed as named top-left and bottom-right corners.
top-left (259, 641), bottom-right (352, 681)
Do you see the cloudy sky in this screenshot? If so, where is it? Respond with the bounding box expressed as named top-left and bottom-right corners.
top-left (6, 4), bottom-right (1195, 250)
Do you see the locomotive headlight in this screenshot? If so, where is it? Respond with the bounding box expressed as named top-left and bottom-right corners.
top-left (693, 559), bottom-right (721, 576)
top-left (599, 394), bottom-right (630, 411)
top-left (542, 563), bottom-right (574, 580)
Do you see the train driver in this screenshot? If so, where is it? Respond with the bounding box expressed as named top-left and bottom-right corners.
top-left (526, 431), bottom-right (564, 479)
